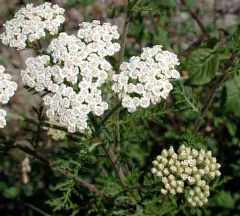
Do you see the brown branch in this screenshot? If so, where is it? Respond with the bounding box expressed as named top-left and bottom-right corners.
top-left (10, 144), bottom-right (106, 198)
top-left (55, 167), bottom-right (106, 197)
top-left (101, 144), bottom-right (126, 188)
top-left (24, 203), bottom-right (51, 216)
top-left (15, 145), bottom-right (49, 165)
top-left (180, 0), bottom-right (209, 38)
top-left (180, 34), bottom-right (209, 57)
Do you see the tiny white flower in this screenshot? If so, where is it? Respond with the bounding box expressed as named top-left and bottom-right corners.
top-left (0, 66), bottom-right (17, 128)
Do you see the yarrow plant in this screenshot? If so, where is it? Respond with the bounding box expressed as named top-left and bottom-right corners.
top-left (0, 1), bottom-right (229, 215)
top-left (0, 3), bottom-right (65, 50)
top-left (112, 45), bottom-right (180, 112)
top-left (151, 145), bottom-right (221, 207)
top-left (0, 66), bottom-right (17, 128)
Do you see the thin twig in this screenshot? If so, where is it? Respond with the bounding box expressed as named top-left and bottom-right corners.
top-left (180, 34), bottom-right (208, 57)
top-left (15, 145), bottom-right (49, 165)
top-left (7, 141), bottom-right (106, 198)
top-left (99, 103), bottom-right (122, 128)
top-left (24, 203), bottom-right (51, 216)
top-left (55, 167), bottom-right (106, 197)
top-left (180, 0), bottom-right (209, 38)
top-left (101, 144), bottom-right (127, 188)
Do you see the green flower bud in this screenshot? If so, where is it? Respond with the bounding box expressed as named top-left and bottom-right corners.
top-left (161, 188), bottom-right (168, 195)
top-left (170, 165), bottom-right (177, 173)
top-left (162, 177), bottom-right (168, 184)
top-left (156, 171), bottom-right (163, 177)
top-left (169, 146), bottom-right (175, 155)
top-left (163, 168), bottom-right (170, 175)
top-left (170, 180), bottom-right (177, 188)
top-left (191, 149), bottom-right (199, 158)
top-left (162, 149), bottom-right (168, 157)
top-left (206, 151), bottom-right (212, 157)
top-left (152, 160), bottom-right (158, 166)
top-left (151, 168), bottom-right (157, 174)
top-left (198, 169), bottom-right (205, 176)
top-left (170, 189), bottom-right (176, 195)
top-left (157, 163), bottom-right (164, 170)
top-left (177, 180), bottom-right (184, 188)
top-left (216, 170), bottom-right (221, 176)
top-left (165, 183), bottom-right (171, 190)
top-left (176, 186), bottom-right (183, 193)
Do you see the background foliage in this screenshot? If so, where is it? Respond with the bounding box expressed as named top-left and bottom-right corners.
top-left (0, 0), bottom-right (240, 215)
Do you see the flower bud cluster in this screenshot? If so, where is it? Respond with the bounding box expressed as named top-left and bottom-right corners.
top-left (0, 66), bottom-right (17, 128)
top-left (48, 128), bottom-right (66, 141)
top-left (151, 145), bottom-right (221, 207)
top-left (112, 45), bottom-right (180, 112)
top-left (21, 21), bottom-right (120, 133)
top-left (0, 3), bottom-right (65, 50)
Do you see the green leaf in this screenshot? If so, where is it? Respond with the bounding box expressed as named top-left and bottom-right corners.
top-left (211, 191), bottom-right (235, 208)
top-left (0, 181), bottom-right (7, 191)
top-left (3, 187), bottom-right (19, 199)
top-left (224, 75), bottom-right (240, 117)
top-left (187, 49), bottom-right (219, 85)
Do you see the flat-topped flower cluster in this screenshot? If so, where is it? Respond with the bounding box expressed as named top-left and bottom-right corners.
top-left (112, 45), bottom-right (180, 112)
top-left (0, 3), bottom-right (180, 133)
top-left (151, 145), bottom-right (221, 207)
top-left (21, 21), bottom-right (120, 133)
top-left (0, 66), bottom-right (17, 128)
top-left (0, 3), bottom-right (65, 50)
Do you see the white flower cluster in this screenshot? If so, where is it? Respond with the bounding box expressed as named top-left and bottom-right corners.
top-left (112, 45), bottom-right (180, 112)
top-left (0, 66), bottom-right (17, 128)
top-left (78, 20), bottom-right (120, 57)
top-left (21, 21), bottom-right (120, 133)
top-left (0, 3), bottom-right (65, 50)
top-left (151, 145), bottom-right (221, 207)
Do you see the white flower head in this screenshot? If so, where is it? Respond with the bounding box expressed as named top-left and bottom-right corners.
top-left (0, 3), bottom-right (65, 50)
top-left (152, 145), bottom-right (221, 207)
top-left (112, 45), bottom-right (180, 112)
top-left (0, 66), bottom-right (17, 128)
top-left (21, 21), bottom-right (120, 133)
